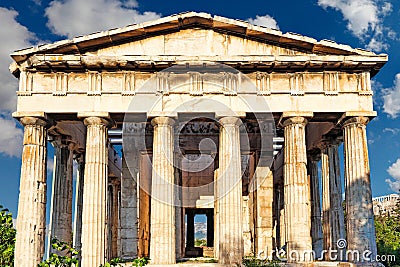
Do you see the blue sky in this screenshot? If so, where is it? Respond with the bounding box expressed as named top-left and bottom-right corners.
top-left (0, 0), bottom-right (399, 217)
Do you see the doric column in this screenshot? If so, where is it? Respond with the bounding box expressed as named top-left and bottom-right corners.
top-left (120, 150), bottom-right (138, 259)
top-left (149, 117), bottom-right (176, 264)
top-left (343, 117), bottom-right (377, 262)
top-left (282, 117), bottom-right (312, 262)
top-left (14, 116), bottom-right (49, 267)
top-left (277, 186), bottom-right (286, 249)
top-left (217, 116), bottom-right (243, 265)
top-left (321, 149), bottom-right (331, 255)
top-left (321, 139), bottom-right (345, 259)
top-left (73, 154), bottom-right (85, 262)
top-left (138, 152), bottom-right (152, 258)
top-left (81, 116), bottom-right (112, 267)
top-left (109, 181), bottom-right (120, 259)
top-left (47, 138), bottom-right (74, 257)
top-left (308, 153), bottom-right (323, 258)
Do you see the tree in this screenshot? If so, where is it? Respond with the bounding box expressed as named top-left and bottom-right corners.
top-left (38, 238), bottom-right (79, 267)
top-left (374, 195), bottom-right (400, 267)
top-left (0, 205), bottom-right (16, 267)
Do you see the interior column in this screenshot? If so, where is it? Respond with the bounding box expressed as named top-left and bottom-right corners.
top-left (321, 139), bottom-right (345, 259)
top-left (47, 137), bottom-right (74, 256)
top-left (308, 153), bottom-right (323, 258)
top-left (110, 180), bottom-right (120, 259)
top-left (138, 152), bottom-right (151, 258)
top-left (73, 154), bottom-right (85, 263)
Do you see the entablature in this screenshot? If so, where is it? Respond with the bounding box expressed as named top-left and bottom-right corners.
top-left (16, 67), bottom-right (374, 97)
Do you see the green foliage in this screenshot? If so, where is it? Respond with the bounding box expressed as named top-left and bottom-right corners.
top-left (203, 258), bottom-right (217, 263)
top-left (194, 238), bottom-right (207, 247)
top-left (131, 257), bottom-right (149, 267)
top-left (99, 257), bottom-right (122, 267)
top-left (242, 256), bottom-right (280, 267)
top-left (38, 238), bottom-right (79, 267)
top-left (0, 205), bottom-right (16, 267)
top-left (375, 196), bottom-right (400, 267)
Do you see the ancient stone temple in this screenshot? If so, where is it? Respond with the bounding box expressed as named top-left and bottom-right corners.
top-left (10, 12), bottom-right (387, 266)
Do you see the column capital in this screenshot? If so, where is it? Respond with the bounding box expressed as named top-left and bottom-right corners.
top-left (151, 116), bottom-right (175, 127)
top-left (83, 116), bottom-right (113, 127)
top-left (20, 116), bottom-right (50, 127)
top-left (50, 135), bottom-right (77, 149)
top-left (218, 116), bottom-right (242, 127)
top-left (308, 150), bottom-right (321, 162)
top-left (75, 153), bottom-right (85, 164)
top-left (319, 135), bottom-right (342, 149)
top-left (282, 116), bottom-right (308, 127)
top-left (342, 116), bottom-right (369, 128)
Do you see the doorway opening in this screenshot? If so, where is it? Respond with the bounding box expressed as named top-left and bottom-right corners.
top-left (185, 208), bottom-right (214, 257)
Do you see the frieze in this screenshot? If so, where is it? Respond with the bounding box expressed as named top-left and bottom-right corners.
top-left (17, 70), bottom-right (374, 96)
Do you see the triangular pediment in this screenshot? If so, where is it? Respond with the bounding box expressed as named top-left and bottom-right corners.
top-left (94, 28), bottom-right (311, 57)
top-left (11, 12), bottom-right (377, 64)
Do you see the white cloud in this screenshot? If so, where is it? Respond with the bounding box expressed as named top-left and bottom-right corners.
top-left (382, 73), bottom-right (400, 118)
top-left (45, 0), bottom-right (161, 38)
top-left (0, 116), bottom-right (23, 158)
top-left (386, 158), bottom-right (400, 192)
top-left (317, 0), bottom-right (392, 52)
top-left (0, 8), bottom-right (37, 112)
top-left (31, 0), bottom-right (42, 5)
top-left (366, 35), bottom-right (388, 51)
top-left (247, 14), bottom-right (279, 30)
top-left (0, 8), bottom-right (38, 158)
top-left (383, 128), bottom-right (400, 135)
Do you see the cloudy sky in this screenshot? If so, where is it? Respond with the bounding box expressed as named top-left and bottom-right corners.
top-left (0, 0), bottom-right (400, 216)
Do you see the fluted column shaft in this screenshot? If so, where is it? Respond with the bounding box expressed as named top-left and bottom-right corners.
top-left (309, 155), bottom-right (323, 258)
top-left (321, 150), bottom-right (331, 254)
top-left (138, 152), bottom-right (152, 258)
top-left (217, 116), bottom-right (243, 265)
top-left (14, 117), bottom-right (49, 267)
top-left (343, 117), bottom-right (377, 262)
top-left (149, 117), bottom-right (176, 264)
top-left (81, 117), bottom-right (111, 267)
top-left (48, 140), bottom-right (74, 256)
top-left (321, 142), bottom-right (345, 258)
top-left (110, 181), bottom-right (120, 259)
top-left (283, 117), bottom-right (312, 262)
top-left (73, 154), bottom-right (85, 263)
